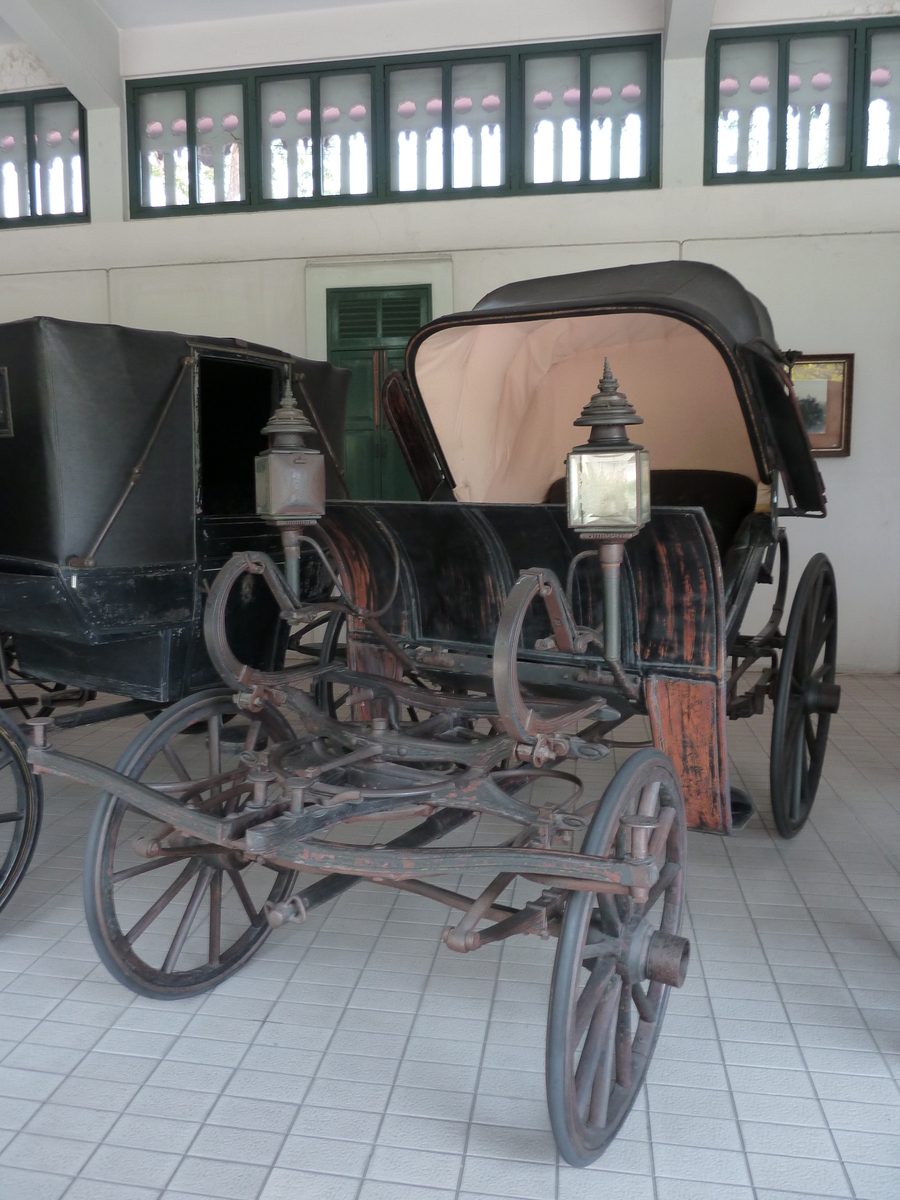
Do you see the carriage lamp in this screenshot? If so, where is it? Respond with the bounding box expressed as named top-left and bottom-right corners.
top-left (565, 360), bottom-right (649, 663)
top-left (255, 376), bottom-right (325, 595)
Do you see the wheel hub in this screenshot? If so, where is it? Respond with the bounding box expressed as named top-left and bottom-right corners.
top-left (620, 916), bottom-right (690, 988)
top-left (803, 681), bottom-right (841, 715)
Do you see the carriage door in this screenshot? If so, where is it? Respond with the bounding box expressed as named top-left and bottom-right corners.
top-left (326, 286), bottom-right (430, 500)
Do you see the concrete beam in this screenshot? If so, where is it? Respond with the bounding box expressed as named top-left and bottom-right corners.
top-left (664, 0), bottom-right (715, 61)
top-left (0, 0), bottom-right (121, 108)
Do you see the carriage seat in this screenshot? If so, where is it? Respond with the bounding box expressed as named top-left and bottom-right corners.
top-left (648, 470), bottom-right (756, 559)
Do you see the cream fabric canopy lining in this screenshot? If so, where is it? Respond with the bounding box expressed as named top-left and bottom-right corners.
top-left (413, 311), bottom-right (759, 503)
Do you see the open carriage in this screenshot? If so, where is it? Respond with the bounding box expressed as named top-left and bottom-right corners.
top-left (21, 261), bottom-right (839, 1166)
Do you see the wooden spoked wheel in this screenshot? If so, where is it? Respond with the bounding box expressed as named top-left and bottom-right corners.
top-left (83, 688), bottom-right (297, 999)
top-left (0, 710), bottom-right (42, 914)
top-left (770, 554), bottom-right (839, 839)
top-left (546, 749), bottom-right (687, 1167)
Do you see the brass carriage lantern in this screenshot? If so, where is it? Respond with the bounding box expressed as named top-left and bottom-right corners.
top-left (255, 374), bottom-right (325, 595)
top-left (565, 360), bottom-right (649, 662)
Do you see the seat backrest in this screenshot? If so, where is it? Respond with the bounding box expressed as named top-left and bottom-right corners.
top-left (649, 470), bottom-right (757, 558)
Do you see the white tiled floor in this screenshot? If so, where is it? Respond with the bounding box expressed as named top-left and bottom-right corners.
top-left (0, 673), bottom-right (899, 1199)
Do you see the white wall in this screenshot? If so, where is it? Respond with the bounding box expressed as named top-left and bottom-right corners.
top-left (0, 0), bottom-right (897, 669)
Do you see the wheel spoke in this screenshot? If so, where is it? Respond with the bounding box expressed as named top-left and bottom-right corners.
top-left (0, 749), bottom-right (12, 771)
top-left (125, 858), bottom-right (201, 945)
top-left (805, 716), bottom-right (818, 757)
top-left (208, 716), bottom-right (222, 782)
top-left (242, 720), bottom-right (263, 754)
top-left (162, 744), bottom-right (191, 783)
top-left (587, 982), bottom-right (620, 1127)
top-left (632, 981), bottom-right (657, 1024)
top-left (0, 810), bottom-right (23, 824)
top-left (615, 983), bottom-right (633, 1087)
top-left (209, 870), bottom-right (222, 964)
top-left (227, 867), bottom-right (264, 926)
top-left (808, 614), bottom-right (835, 666)
top-left (789, 728), bottom-right (804, 823)
top-left (643, 861), bottom-right (680, 915)
top-left (112, 853), bottom-right (199, 883)
top-left (575, 974), bottom-right (620, 1119)
top-left (161, 866), bottom-right (213, 973)
top-left (595, 893), bottom-right (621, 937)
top-left (575, 958), bottom-right (616, 1043)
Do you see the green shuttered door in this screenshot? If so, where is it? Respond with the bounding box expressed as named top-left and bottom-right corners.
top-left (327, 286), bottom-right (431, 501)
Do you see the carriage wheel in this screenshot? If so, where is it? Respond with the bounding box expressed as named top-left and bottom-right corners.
top-left (770, 554), bottom-right (839, 839)
top-left (546, 748), bottom-right (687, 1167)
top-left (84, 688), bottom-right (297, 999)
top-left (0, 711), bottom-right (42, 914)
top-left (313, 611), bottom-right (347, 717)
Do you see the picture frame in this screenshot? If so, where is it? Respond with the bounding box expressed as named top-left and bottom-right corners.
top-left (791, 353), bottom-right (853, 457)
top-left (0, 367), bottom-right (12, 438)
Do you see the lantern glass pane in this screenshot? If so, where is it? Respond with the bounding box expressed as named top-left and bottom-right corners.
top-left (567, 449), bottom-right (640, 532)
top-left (640, 450), bottom-right (651, 524)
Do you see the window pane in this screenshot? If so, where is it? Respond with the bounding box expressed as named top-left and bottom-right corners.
top-left (139, 90), bottom-right (189, 207)
top-left (451, 61), bottom-right (505, 188)
top-left (867, 30), bottom-right (900, 167)
top-left (787, 35), bottom-right (849, 170)
top-left (260, 78), bottom-right (312, 199)
top-left (524, 56), bottom-right (581, 184)
top-left (34, 99), bottom-right (82, 215)
top-left (715, 41), bottom-right (778, 173)
top-left (0, 106), bottom-right (29, 219)
top-left (389, 66), bottom-right (442, 192)
top-left (195, 83), bottom-right (245, 203)
top-left (589, 49), bottom-right (648, 179)
top-left (321, 73), bottom-right (372, 196)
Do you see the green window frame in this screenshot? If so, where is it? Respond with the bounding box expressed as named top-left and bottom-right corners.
top-left (705, 18), bottom-right (900, 184)
top-left (0, 88), bottom-right (89, 228)
top-left (127, 35), bottom-right (660, 218)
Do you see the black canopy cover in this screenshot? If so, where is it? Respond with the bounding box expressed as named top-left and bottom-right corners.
top-left (405, 260), bottom-right (826, 516)
top-left (0, 317), bottom-right (349, 569)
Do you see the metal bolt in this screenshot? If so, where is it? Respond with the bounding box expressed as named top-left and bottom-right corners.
top-left (621, 813), bottom-right (657, 861)
top-left (285, 778), bottom-right (307, 814)
top-left (246, 769), bottom-right (276, 809)
top-left (26, 717), bottom-right (53, 748)
top-left (371, 717), bottom-right (388, 735)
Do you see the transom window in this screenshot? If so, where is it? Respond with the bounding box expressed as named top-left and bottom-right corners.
top-left (706, 19), bottom-right (900, 182)
top-left (127, 37), bottom-right (659, 218)
top-left (0, 89), bottom-right (88, 227)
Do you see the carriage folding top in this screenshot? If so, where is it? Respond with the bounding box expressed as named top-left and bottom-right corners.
top-left (12, 261), bottom-right (839, 1167)
top-left (324, 259), bottom-right (832, 836)
top-left (0, 318), bottom-right (348, 703)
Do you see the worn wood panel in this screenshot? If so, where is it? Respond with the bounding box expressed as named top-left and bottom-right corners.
top-left (646, 674), bottom-right (731, 834)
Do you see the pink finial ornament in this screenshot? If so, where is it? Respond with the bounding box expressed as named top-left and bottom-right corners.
top-left (788, 73), bottom-right (801, 92)
top-left (871, 67), bottom-right (892, 87)
top-left (196, 116), bottom-right (214, 133)
top-left (321, 106), bottom-right (340, 123)
top-left (426, 97), bottom-right (442, 115)
top-left (454, 96), bottom-right (473, 113)
top-left (533, 90), bottom-right (553, 109)
top-left (397, 100), bottom-right (416, 118)
top-left (145, 121), bottom-right (163, 138)
top-left (621, 83), bottom-right (641, 100)
top-left (719, 77), bottom-right (739, 97)
top-left (592, 85), bottom-right (612, 103)
top-left (297, 108), bottom-right (311, 123)
top-left (749, 75), bottom-right (770, 94)
top-left (563, 87), bottom-right (580, 106)
top-left (172, 118), bottom-right (187, 135)
top-left (349, 104), bottom-right (367, 121)
top-left (481, 94), bottom-right (500, 113)
top-left (811, 71), bottom-right (832, 91)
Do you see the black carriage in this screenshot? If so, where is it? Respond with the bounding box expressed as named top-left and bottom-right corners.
top-left (22, 261), bottom-right (839, 1166)
top-left (0, 316), bottom-right (348, 907)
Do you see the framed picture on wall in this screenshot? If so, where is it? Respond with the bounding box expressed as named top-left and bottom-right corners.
top-left (791, 354), bottom-right (853, 457)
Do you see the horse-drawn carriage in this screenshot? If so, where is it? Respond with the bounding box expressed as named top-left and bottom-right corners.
top-left (6, 261), bottom-right (839, 1165)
